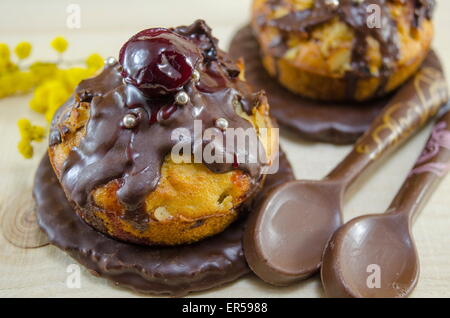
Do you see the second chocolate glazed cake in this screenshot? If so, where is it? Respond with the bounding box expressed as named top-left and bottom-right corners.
top-left (252, 0), bottom-right (435, 101)
top-left (48, 20), bottom-right (277, 246)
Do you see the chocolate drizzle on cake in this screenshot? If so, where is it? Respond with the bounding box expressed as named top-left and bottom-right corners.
top-left (256, 0), bottom-right (435, 98)
top-left (49, 20), bottom-right (267, 224)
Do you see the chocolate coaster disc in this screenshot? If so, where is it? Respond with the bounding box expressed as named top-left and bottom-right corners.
top-left (229, 25), bottom-right (390, 144)
top-left (34, 151), bottom-right (294, 296)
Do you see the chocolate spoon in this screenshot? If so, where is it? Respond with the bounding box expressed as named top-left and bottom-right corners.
top-left (243, 56), bottom-right (448, 286)
top-left (321, 106), bottom-right (450, 298)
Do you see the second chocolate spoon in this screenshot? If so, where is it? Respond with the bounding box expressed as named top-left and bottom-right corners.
top-left (321, 105), bottom-right (450, 297)
top-left (243, 54), bottom-right (448, 286)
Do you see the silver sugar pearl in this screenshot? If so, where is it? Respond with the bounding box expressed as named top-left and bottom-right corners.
top-left (192, 70), bottom-right (201, 82)
top-left (215, 118), bottom-right (229, 131)
top-left (105, 56), bottom-right (117, 66)
top-left (123, 114), bottom-right (138, 129)
top-left (175, 91), bottom-right (190, 105)
top-left (325, 0), bottom-right (340, 9)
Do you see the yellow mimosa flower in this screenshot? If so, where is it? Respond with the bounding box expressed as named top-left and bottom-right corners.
top-left (51, 36), bottom-right (68, 53)
top-left (14, 42), bottom-right (32, 60)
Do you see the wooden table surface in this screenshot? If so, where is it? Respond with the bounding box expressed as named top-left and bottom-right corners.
top-left (0, 0), bottom-right (449, 297)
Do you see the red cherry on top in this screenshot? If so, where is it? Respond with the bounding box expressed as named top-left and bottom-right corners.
top-left (119, 28), bottom-right (201, 96)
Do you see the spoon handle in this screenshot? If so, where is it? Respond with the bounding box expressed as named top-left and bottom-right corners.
top-left (388, 106), bottom-right (450, 222)
top-left (326, 53), bottom-right (448, 189)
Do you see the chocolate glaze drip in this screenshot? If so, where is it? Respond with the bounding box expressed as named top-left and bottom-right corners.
top-left (257, 0), bottom-right (435, 97)
top-left (50, 20), bottom-right (268, 221)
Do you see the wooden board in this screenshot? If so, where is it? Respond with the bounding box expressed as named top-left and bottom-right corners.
top-left (0, 0), bottom-right (449, 297)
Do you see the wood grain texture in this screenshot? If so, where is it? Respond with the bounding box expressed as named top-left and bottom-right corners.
top-left (0, 0), bottom-right (449, 297)
top-left (1, 192), bottom-right (49, 249)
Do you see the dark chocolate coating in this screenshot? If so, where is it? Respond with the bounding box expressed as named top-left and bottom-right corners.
top-left (34, 150), bottom-right (294, 296)
top-left (50, 20), bottom-right (268, 228)
top-left (229, 25), bottom-right (388, 144)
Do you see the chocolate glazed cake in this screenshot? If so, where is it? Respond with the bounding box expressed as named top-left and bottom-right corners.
top-left (35, 20), bottom-right (295, 295)
top-left (48, 20), bottom-right (281, 246)
top-left (258, 0), bottom-right (435, 99)
top-left (254, 0), bottom-right (435, 100)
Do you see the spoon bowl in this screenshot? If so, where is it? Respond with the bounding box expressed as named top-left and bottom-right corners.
top-left (321, 213), bottom-right (419, 298)
top-left (244, 180), bottom-right (343, 285)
